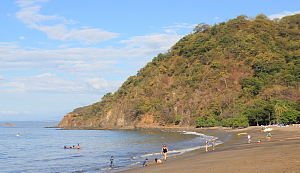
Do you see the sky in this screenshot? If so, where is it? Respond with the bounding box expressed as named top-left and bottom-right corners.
top-left (0, 0), bottom-right (299, 121)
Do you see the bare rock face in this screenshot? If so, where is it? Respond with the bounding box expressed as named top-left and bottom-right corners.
top-left (57, 109), bottom-right (161, 129)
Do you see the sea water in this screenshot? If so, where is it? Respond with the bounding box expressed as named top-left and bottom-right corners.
top-left (0, 121), bottom-right (222, 172)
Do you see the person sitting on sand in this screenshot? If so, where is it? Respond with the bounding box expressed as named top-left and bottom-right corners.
top-left (155, 158), bottom-right (162, 163)
top-left (143, 158), bottom-right (149, 166)
top-left (266, 132), bottom-right (271, 141)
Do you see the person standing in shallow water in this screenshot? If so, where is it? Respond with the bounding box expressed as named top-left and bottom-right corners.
top-left (109, 156), bottom-right (115, 167)
top-left (161, 145), bottom-right (168, 161)
top-left (205, 140), bottom-right (209, 152)
top-left (211, 138), bottom-right (215, 150)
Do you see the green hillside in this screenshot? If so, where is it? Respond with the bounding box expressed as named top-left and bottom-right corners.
top-left (58, 14), bottom-right (300, 128)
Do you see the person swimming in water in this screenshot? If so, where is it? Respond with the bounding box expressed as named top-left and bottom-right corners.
top-left (161, 144), bottom-right (168, 161)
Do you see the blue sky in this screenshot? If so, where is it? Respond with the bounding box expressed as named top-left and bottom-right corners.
top-left (0, 0), bottom-right (299, 121)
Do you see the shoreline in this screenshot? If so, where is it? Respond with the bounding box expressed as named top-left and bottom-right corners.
top-left (117, 127), bottom-right (236, 172)
top-left (119, 126), bottom-right (300, 173)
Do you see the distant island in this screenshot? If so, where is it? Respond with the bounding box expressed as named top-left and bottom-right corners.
top-left (3, 123), bottom-right (16, 127)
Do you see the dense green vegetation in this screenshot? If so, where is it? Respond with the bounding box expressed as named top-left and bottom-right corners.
top-left (64, 14), bottom-right (300, 128)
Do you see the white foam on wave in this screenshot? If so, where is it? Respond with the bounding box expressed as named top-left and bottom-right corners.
top-left (179, 131), bottom-right (219, 140)
top-left (131, 131), bottom-right (223, 162)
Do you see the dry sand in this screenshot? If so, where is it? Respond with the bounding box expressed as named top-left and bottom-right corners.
top-left (120, 126), bottom-right (300, 173)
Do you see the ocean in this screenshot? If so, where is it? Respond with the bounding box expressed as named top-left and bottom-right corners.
top-left (0, 121), bottom-right (222, 172)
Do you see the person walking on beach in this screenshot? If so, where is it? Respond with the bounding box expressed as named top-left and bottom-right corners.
top-left (211, 138), bottom-right (215, 150)
top-left (247, 133), bottom-right (251, 143)
top-left (205, 140), bottom-right (209, 152)
top-left (266, 132), bottom-right (272, 141)
top-left (161, 144), bottom-right (168, 161)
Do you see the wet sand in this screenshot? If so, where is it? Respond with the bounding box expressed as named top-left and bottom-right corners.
top-left (120, 126), bottom-right (300, 173)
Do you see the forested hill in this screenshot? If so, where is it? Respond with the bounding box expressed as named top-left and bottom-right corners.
top-left (58, 14), bottom-right (300, 129)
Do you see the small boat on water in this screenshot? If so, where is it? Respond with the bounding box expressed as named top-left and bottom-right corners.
top-left (15, 133), bottom-right (21, 136)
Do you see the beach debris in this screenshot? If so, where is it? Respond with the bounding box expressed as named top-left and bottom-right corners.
top-left (263, 128), bottom-right (273, 132)
top-left (237, 133), bottom-right (247, 135)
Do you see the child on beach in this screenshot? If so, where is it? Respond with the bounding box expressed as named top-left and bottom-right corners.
top-left (205, 140), bottom-right (209, 152)
top-left (211, 138), bottom-right (215, 150)
top-left (109, 156), bottom-right (115, 167)
top-left (143, 159), bottom-right (149, 166)
top-left (266, 132), bottom-right (272, 141)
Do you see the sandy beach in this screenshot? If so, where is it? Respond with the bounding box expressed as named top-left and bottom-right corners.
top-left (120, 126), bottom-right (300, 173)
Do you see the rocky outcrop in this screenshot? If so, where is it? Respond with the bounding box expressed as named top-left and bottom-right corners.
top-left (3, 123), bottom-right (16, 127)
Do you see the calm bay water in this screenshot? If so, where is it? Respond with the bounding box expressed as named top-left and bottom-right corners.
top-left (0, 121), bottom-right (221, 172)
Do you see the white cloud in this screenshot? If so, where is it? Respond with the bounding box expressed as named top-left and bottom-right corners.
top-left (19, 36), bottom-right (26, 40)
top-left (120, 34), bottom-right (182, 51)
top-left (2, 3), bottom-right (185, 95)
top-left (165, 23), bottom-right (197, 29)
top-left (1, 73), bottom-right (111, 93)
top-left (15, 0), bottom-right (119, 44)
top-left (162, 23), bottom-right (197, 35)
top-left (60, 29), bottom-right (119, 43)
top-left (36, 73), bottom-right (55, 77)
top-left (58, 44), bottom-right (72, 49)
top-left (0, 31), bottom-right (182, 72)
top-left (164, 29), bottom-right (177, 34)
top-left (0, 110), bottom-right (20, 114)
top-left (0, 110), bottom-right (30, 115)
top-left (85, 78), bottom-right (108, 90)
top-left (269, 11), bottom-right (300, 19)
top-left (0, 31), bottom-right (183, 96)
